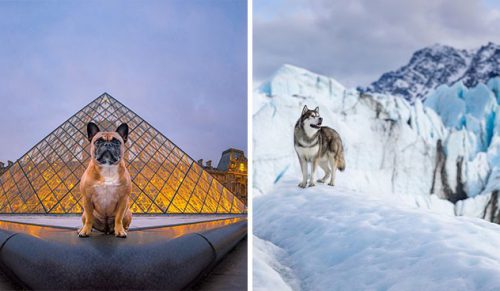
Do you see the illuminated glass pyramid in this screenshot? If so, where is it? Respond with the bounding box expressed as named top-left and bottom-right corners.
top-left (0, 93), bottom-right (246, 214)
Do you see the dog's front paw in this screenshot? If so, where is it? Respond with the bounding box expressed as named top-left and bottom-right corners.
top-left (115, 225), bottom-right (127, 238)
top-left (328, 182), bottom-right (335, 187)
top-left (298, 182), bottom-right (307, 188)
top-left (115, 229), bottom-right (127, 238)
top-left (308, 182), bottom-right (316, 187)
top-left (78, 227), bottom-right (92, 237)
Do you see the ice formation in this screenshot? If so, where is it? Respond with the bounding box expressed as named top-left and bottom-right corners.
top-left (254, 64), bottom-right (500, 223)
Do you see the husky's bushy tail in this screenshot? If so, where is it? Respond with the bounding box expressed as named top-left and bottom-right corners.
top-left (327, 128), bottom-right (346, 172)
top-left (337, 150), bottom-right (345, 171)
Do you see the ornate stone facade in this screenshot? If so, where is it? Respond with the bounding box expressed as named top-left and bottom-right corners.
top-left (198, 148), bottom-right (247, 205)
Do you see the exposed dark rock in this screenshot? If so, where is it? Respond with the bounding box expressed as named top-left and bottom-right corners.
top-left (483, 190), bottom-right (500, 224)
top-left (431, 139), bottom-right (468, 203)
top-left (453, 156), bottom-right (468, 203)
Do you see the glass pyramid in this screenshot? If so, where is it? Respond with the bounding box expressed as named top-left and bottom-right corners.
top-left (0, 93), bottom-right (246, 214)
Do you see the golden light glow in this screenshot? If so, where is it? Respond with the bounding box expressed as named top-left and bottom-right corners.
top-left (0, 216), bottom-right (246, 240)
top-left (0, 94), bottom-right (246, 214)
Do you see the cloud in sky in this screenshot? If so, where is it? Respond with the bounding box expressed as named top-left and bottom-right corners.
top-left (0, 0), bottom-right (247, 163)
top-left (254, 0), bottom-right (500, 87)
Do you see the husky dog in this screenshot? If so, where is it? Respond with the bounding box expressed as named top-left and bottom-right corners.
top-left (294, 105), bottom-right (345, 188)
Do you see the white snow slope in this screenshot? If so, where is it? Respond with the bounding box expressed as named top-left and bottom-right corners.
top-left (254, 180), bottom-right (500, 291)
top-left (253, 64), bottom-right (500, 290)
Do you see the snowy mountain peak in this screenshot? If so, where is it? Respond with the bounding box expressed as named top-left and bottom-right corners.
top-left (423, 43), bottom-right (468, 54)
top-left (363, 42), bottom-right (500, 102)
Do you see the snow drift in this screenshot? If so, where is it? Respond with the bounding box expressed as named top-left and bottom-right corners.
top-left (254, 180), bottom-right (500, 291)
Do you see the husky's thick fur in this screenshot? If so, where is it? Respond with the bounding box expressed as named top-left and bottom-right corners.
top-left (294, 105), bottom-right (345, 188)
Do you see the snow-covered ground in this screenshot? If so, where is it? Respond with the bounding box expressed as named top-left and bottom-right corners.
top-left (254, 235), bottom-right (300, 291)
top-left (254, 180), bottom-right (500, 291)
top-left (253, 64), bottom-right (500, 290)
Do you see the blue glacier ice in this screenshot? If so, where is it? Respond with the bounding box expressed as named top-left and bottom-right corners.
top-left (426, 80), bottom-right (498, 152)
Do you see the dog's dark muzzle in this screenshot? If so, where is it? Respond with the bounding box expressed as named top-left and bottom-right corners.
top-left (95, 143), bottom-right (121, 165)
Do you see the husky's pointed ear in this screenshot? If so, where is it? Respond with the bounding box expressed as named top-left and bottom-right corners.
top-left (314, 106), bottom-right (319, 113)
top-left (87, 122), bottom-right (100, 142)
top-left (302, 105), bottom-right (309, 114)
top-left (116, 123), bottom-right (129, 143)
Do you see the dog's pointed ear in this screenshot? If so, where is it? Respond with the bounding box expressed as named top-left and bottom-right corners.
top-left (314, 106), bottom-right (319, 113)
top-left (87, 122), bottom-right (100, 142)
top-left (116, 123), bottom-right (129, 143)
top-left (302, 105), bottom-right (308, 114)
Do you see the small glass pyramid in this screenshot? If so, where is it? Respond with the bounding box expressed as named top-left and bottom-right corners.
top-left (0, 93), bottom-right (246, 214)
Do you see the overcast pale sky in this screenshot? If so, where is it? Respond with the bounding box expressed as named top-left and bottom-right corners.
top-left (0, 0), bottom-right (247, 163)
top-left (254, 0), bottom-right (500, 87)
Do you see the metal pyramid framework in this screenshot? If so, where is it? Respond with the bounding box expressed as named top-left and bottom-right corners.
top-left (0, 93), bottom-right (246, 214)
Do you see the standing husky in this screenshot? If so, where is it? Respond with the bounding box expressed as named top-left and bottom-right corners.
top-left (294, 105), bottom-right (345, 188)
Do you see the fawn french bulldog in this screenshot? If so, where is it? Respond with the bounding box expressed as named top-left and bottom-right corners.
top-left (78, 122), bottom-right (132, 238)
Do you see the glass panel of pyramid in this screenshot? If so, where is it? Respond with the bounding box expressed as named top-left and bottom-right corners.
top-left (0, 93), bottom-right (246, 214)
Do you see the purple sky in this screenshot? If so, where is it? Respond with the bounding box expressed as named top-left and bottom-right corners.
top-left (0, 0), bottom-right (247, 164)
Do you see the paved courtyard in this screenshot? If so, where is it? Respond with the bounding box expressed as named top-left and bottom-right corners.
top-left (192, 237), bottom-right (248, 290)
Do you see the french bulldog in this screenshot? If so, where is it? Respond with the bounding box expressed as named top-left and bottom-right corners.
top-left (78, 122), bottom-right (132, 238)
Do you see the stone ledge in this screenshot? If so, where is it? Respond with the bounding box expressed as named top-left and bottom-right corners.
top-left (0, 217), bottom-right (247, 290)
